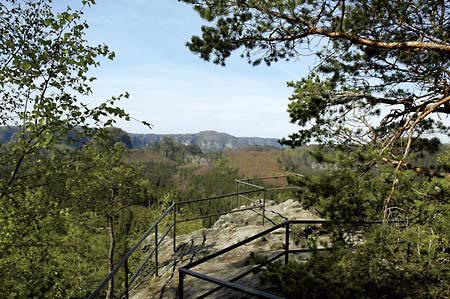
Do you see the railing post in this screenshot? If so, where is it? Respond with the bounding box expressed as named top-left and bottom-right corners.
top-left (235, 180), bottom-right (239, 207)
top-left (262, 188), bottom-right (266, 226)
top-left (285, 222), bottom-right (290, 265)
top-left (155, 223), bottom-right (159, 277)
top-left (208, 199), bottom-right (212, 227)
top-left (178, 269), bottom-right (185, 299)
top-left (124, 259), bottom-right (129, 299)
top-left (173, 203), bottom-right (177, 253)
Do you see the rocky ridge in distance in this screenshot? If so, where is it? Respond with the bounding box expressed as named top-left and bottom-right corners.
top-left (0, 127), bottom-right (283, 152)
top-left (129, 130), bottom-right (284, 152)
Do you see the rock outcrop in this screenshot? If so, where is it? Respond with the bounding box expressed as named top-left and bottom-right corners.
top-left (130, 199), bottom-right (324, 299)
top-left (129, 130), bottom-right (283, 152)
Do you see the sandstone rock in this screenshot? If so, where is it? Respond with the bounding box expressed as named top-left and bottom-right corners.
top-left (130, 199), bottom-right (322, 299)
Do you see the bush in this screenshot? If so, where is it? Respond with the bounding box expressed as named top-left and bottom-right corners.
top-left (261, 226), bottom-right (450, 299)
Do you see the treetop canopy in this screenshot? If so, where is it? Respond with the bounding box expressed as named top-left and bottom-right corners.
top-left (181, 0), bottom-right (450, 154)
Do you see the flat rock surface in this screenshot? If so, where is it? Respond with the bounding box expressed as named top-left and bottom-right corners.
top-left (129, 199), bottom-right (324, 299)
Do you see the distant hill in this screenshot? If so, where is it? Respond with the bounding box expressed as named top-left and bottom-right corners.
top-left (0, 127), bottom-right (283, 152)
top-left (0, 126), bottom-right (130, 149)
top-left (129, 130), bottom-right (283, 152)
top-left (0, 126), bottom-right (20, 144)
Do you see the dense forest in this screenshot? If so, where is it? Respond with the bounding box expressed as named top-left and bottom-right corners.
top-left (0, 123), bottom-right (310, 298)
top-left (2, 121), bottom-right (449, 298)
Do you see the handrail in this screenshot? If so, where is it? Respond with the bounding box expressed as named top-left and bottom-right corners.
top-left (238, 174), bottom-right (302, 181)
top-left (87, 175), bottom-right (298, 299)
top-left (195, 251), bottom-right (285, 299)
top-left (178, 218), bottom-right (407, 299)
top-left (175, 205), bottom-right (264, 224)
top-left (180, 268), bottom-right (285, 299)
top-left (233, 180), bottom-right (266, 190)
top-left (266, 186), bottom-right (301, 191)
top-left (174, 189), bottom-right (261, 205)
top-left (182, 219), bottom-right (331, 269)
top-left (87, 203), bottom-right (175, 299)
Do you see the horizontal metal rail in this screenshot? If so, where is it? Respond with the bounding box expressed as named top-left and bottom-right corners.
top-left (237, 193), bottom-right (258, 202)
top-left (196, 251), bottom-right (285, 299)
top-left (178, 220), bottom-right (327, 299)
top-left (265, 186), bottom-right (301, 192)
top-left (234, 180), bottom-right (266, 190)
top-left (182, 219), bottom-right (336, 269)
top-left (288, 219), bottom-right (408, 225)
top-left (179, 268), bottom-right (285, 299)
top-left (176, 204), bottom-right (264, 224)
top-left (184, 222), bottom-right (291, 270)
top-left (241, 174), bottom-right (302, 181)
top-left (175, 189), bottom-right (261, 205)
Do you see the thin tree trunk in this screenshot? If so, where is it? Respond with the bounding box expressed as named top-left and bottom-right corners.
top-left (106, 214), bottom-right (115, 299)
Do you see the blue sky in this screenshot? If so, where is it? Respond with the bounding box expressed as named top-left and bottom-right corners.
top-left (67, 0), bottom-right (316, 138)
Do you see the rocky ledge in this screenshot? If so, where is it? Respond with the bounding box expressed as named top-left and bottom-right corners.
top-left (129, 199), bottom-right (327, 299)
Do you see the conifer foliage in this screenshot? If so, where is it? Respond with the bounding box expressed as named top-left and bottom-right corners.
top-left (181, 1), bottom-right (450, 297)
top-left (180, 0), bottom-right (450, 150)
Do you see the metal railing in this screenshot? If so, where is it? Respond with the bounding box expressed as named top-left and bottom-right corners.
top-left (235, 175), bottom-right (302, 226)
top-left (87, 175), bottom-right (298, 299)
top-left (87, 204), bottom-right (176, 299)
top-left (178, 219), bottom-right (406, 299)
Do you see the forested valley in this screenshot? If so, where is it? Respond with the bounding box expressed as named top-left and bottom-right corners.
top-left (0, 124), bottom-right (316, 298)
top-left (2, 126), bottom-right (449, 298)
